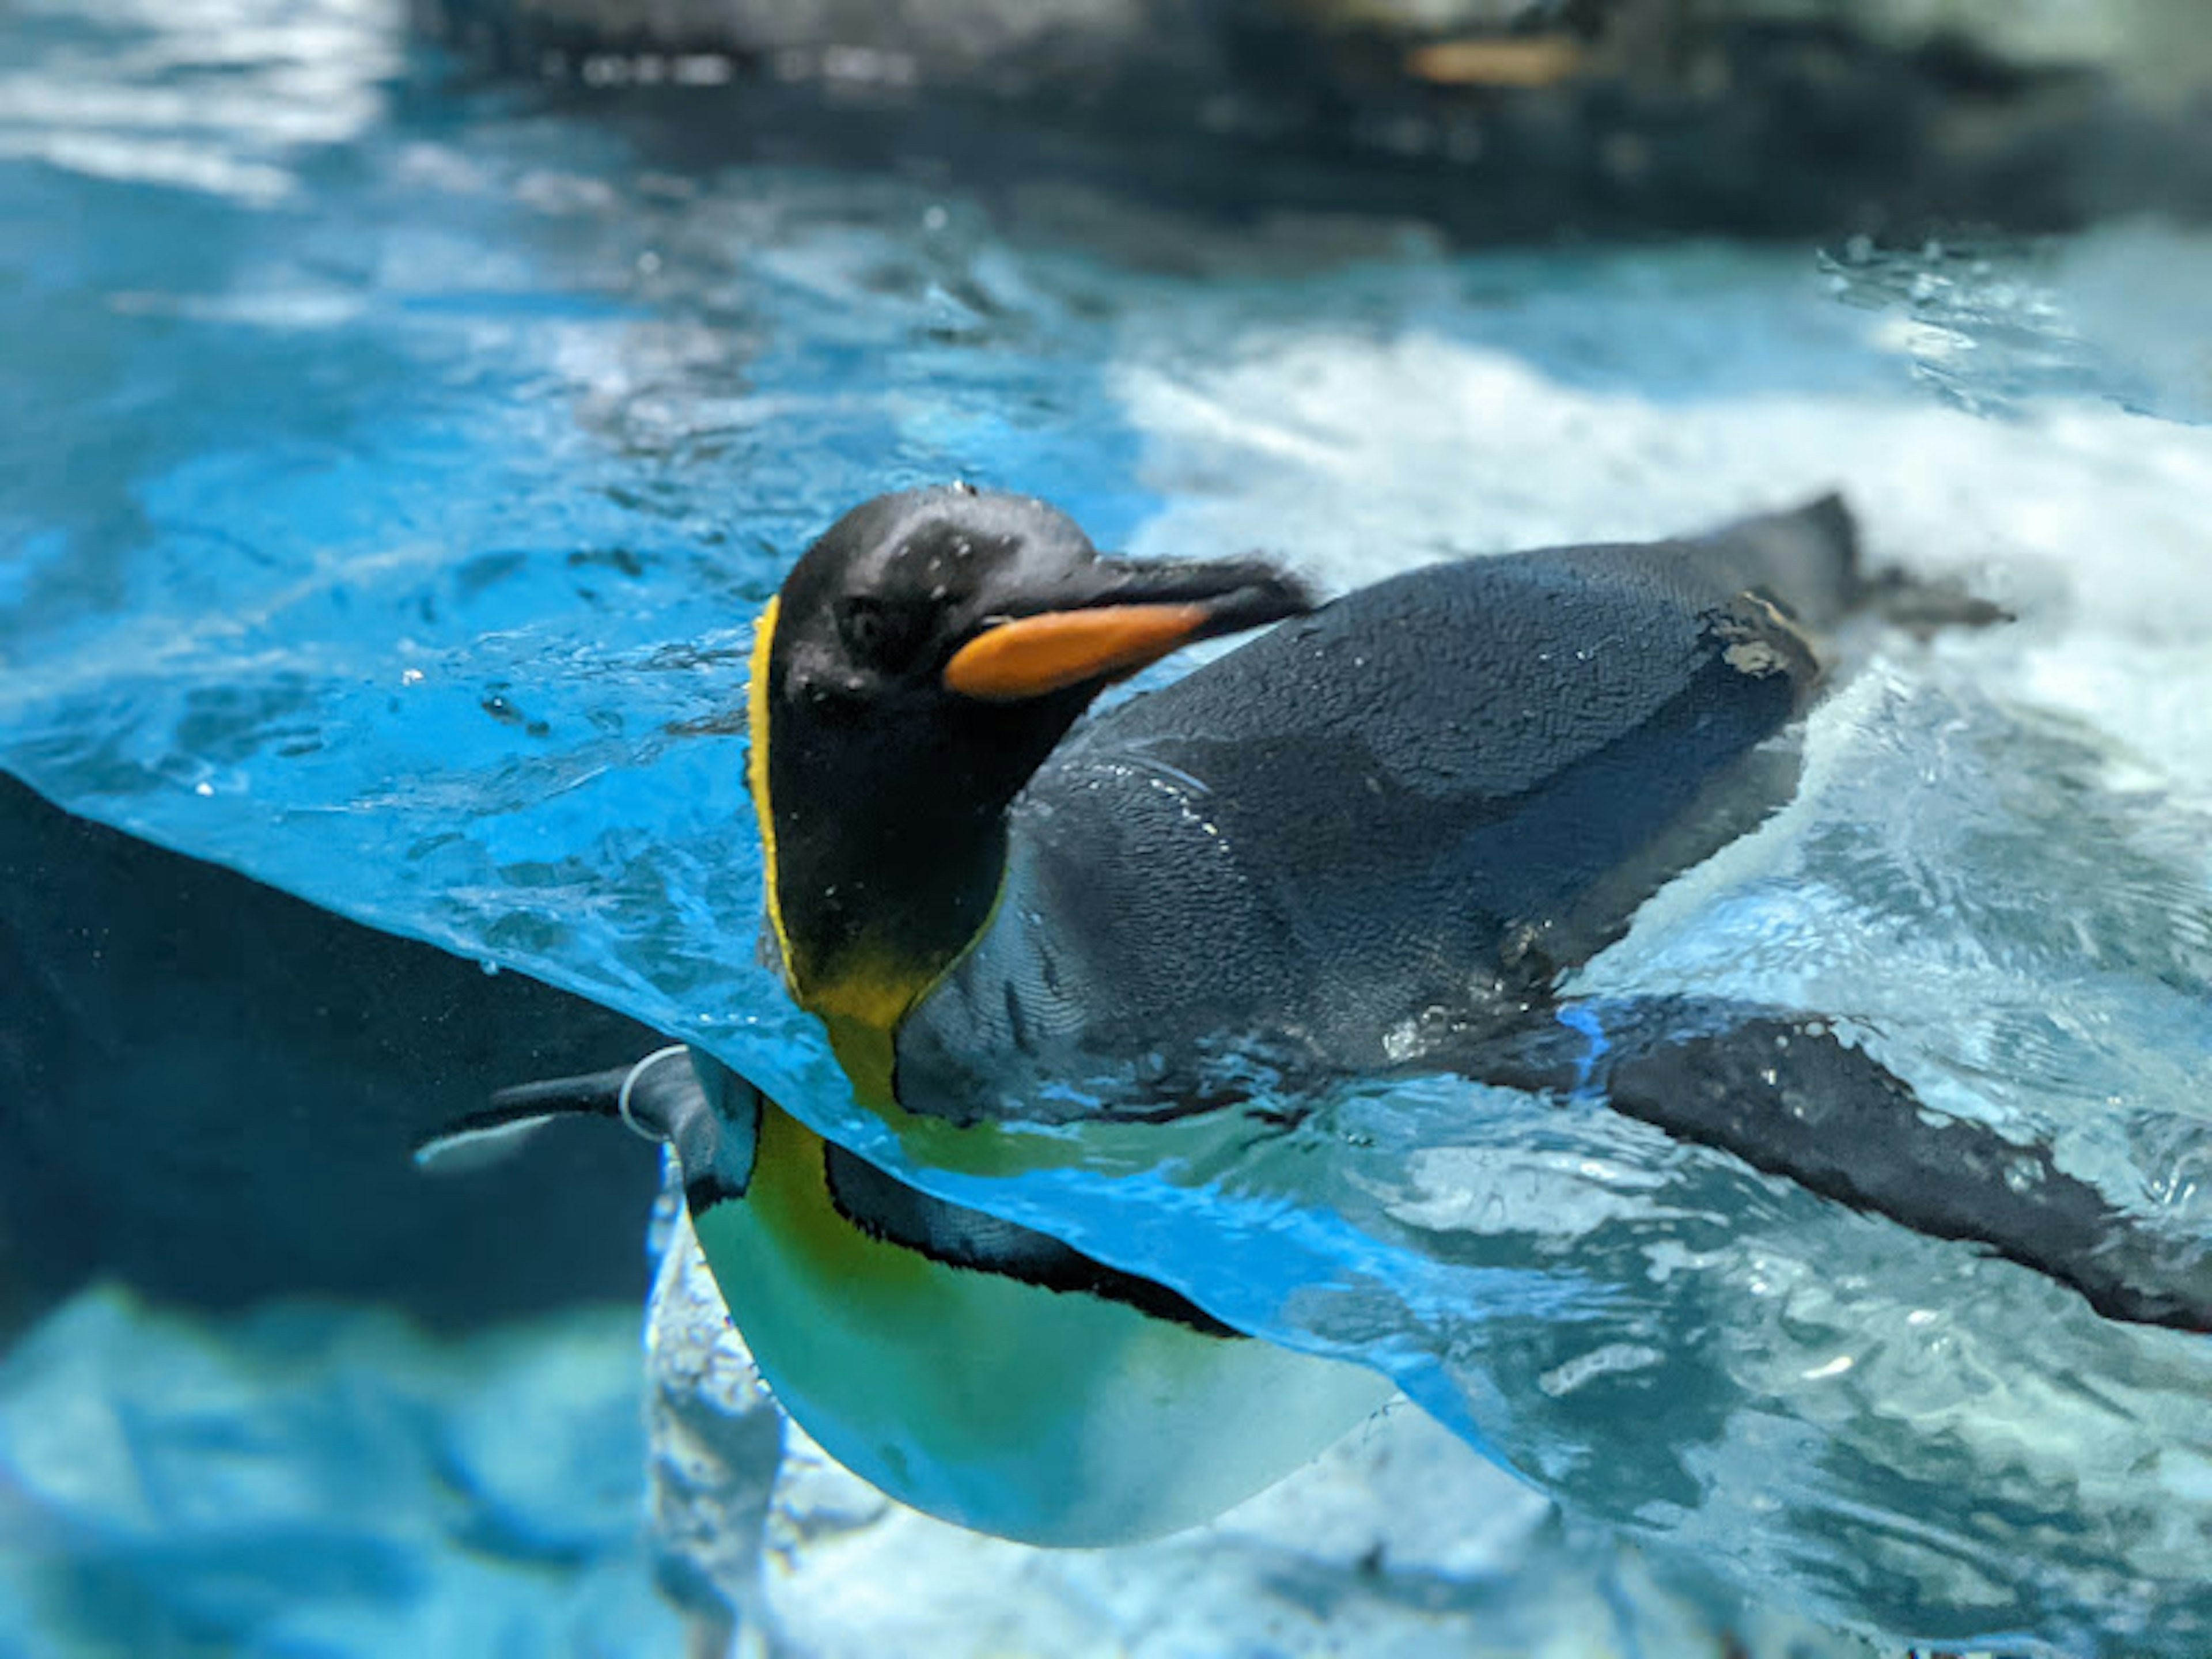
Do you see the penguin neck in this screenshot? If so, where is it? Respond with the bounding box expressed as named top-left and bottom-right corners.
top-left (770, 804), bottom-right (1012, 1107)
top-left (747, 599), bottom-right (1018, 1108)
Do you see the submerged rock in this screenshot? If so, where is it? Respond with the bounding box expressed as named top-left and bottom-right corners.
top-left (643, 1185), bottom-right (785, 1648)
top-left (0, 776), bottom-right (664, 1337)
top-left (0, 1287), bottom-right (683, 1657)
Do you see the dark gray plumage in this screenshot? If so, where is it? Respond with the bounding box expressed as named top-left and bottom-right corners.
top-left (903, 498), bottom-right (1853, 1110)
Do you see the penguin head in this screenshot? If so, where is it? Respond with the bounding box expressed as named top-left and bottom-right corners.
top-left (767, 484), bottom-right (1308, 758)
top-left (748, 486), bottom-right (1312, 1062)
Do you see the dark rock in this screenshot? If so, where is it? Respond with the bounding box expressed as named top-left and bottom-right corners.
top-left (0, 773), bottom-right (664, 1336)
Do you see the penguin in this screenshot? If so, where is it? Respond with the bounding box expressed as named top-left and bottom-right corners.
top-left (427, 485), bottom-right (2212, 1544)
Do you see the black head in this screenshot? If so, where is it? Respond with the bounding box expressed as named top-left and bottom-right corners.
top-left (769, 485), bottom-right (1309, 716)
top-left (748, 485), bottom-right (1312, 1042)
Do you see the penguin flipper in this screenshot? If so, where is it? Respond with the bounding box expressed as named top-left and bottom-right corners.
top-left (1675, 493), bottom-right (2008, 637)
top-left (414, 1046), bottom-right (700, 1173)
top-left (1589, 1002), bottom-right (2212, 1334)
top-left (412, 1068), bottom-right (629, 1173)
top-left (413, 1109), bottom-right (570, 1175)
top-left (1674, 492), bottom-right (1867, 632)
top-left (1442, 999), bottom-right (2212, 1335)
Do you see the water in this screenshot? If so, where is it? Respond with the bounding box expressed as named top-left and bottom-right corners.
top-left (0, 1289), bottom-right (684, 1655)
top-left (4, 1), bottom-right (2211, 1653)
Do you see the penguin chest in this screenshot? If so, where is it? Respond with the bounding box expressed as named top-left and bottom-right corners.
top-left (687, 1108), bottom-right (1389, 1546)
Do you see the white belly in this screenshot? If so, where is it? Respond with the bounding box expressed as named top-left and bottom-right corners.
top-left (690, 1113), bottom-right (1390, 1546)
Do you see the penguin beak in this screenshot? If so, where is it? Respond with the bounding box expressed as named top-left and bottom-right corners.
top-left (942, 557), bottom-right (1313, 704)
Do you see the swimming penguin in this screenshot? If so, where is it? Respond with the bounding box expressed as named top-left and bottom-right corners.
top-left (429, 485), bottom-right (2212, 1543)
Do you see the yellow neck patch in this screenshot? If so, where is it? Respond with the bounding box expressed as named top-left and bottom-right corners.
top-left (745, 594), bottom-right (947, 1110)
top-left (746, 595), bottom-right (790, 974)
top-left (740, 1098), bottom-right (930, 1293)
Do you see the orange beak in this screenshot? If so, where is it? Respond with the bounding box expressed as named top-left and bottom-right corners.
top-left (941, 603), bottom-right (1217, 703)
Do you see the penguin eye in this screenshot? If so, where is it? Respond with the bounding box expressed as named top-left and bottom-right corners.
top-left (835, 594), bottom-right (929, 672)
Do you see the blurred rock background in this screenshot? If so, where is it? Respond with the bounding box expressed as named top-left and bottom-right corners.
top-left (413, 0), bottom-right (2212, 239)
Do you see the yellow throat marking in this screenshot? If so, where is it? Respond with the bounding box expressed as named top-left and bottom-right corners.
top-left (741, 1099), bottom-right (930, 1296)
top-left (746, 596), bottom-right (790, 988)
top-left (745, 593), bottom-right (942, 1110)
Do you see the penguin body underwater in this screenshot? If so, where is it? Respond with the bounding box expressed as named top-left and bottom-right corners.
top-left (427, 484), bottom-right (2212, 1545)
top-left (454, 1043), bottom-right (1391, 1545)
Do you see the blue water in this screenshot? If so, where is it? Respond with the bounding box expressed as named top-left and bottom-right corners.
top-left (0, 1290), bottom-right (683, 1656)
top-left (7, 1), bottom-right (2212, 1653)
